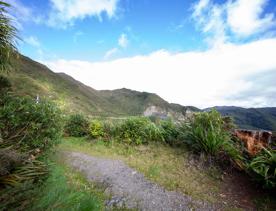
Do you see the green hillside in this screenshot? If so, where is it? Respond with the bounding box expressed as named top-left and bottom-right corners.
top-left (5, 55), bottom-right (195, 118)
top-left (209, 106), bottom-right (276, 131)
top-left (4, 55), bottom-right (276, 130)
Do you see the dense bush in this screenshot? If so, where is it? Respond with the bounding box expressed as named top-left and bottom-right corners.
top-left (102, 121), bottom-right (116, 139)
top-left (0, 94), bottom-right (62, 190)
top-left (116, 117), bottom-right (164, 145)
top-left (184, 110), bottom-right (243, 166)
top-left (248, 148), bottom-right (276, 189)
top-left (159, 120), bottom-right (181, 145)
top-left (64, 114), bottom-right (89, 137)
top-left (0, 94), bottom-right (63, 151)
top-left (89, 120), bottom-right (104, 139)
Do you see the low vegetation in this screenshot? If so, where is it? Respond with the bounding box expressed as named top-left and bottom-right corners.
top-left (31, 157), bottom-right (105, 211)
top-left (60, 137), bottom-right (222, 203)
top-left (63, 110), bottom-right (276, 190)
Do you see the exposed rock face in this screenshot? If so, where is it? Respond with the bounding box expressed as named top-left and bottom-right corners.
top-left (143, 106), bottom-right (169, 119)
top-left (234, 129), bottom-right (272, 156)
top-left (143, 105), bottom-right (188, 121)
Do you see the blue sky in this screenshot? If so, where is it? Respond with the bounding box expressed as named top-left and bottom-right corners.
top-left (6, 0), bottom-right (276, 108)
top-left (13, 0), bottom-right (205, 61)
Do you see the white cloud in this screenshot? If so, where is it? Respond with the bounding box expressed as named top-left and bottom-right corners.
top-left (43, 38), bottom-right (276, 108)
top-left (24, 36), bottom-right (41, 47)
top-left (192, 0), bottom-right (276, 44)
top-left (48, 0), bottom-right (120, 27)
top-left (192, 0), bottom-right (210, 18)
top-left (227, 0), bottom-right (275, 37)
top-left (118, 33), bottom-right (129, 48)
top-left (104, 48), bottom-right (119, 59)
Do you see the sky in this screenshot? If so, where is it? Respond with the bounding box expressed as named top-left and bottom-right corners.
top-left (6, 0), bottom-right (276, 108)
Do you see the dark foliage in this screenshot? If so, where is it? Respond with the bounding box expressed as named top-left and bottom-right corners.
top-left (64, 114), bottom-right (89, 137)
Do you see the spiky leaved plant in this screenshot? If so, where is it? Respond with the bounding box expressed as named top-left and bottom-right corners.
top-left (0, 1), bottom-right (18, 72)
top-left (248, 148), bottom-right (276, 189)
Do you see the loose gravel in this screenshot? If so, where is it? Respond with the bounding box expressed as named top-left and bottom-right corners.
top-left (65, 151), bottom-right (217, 211)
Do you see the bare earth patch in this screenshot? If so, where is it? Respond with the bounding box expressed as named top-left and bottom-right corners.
top-left (64, 151), bottom-right (216, 211)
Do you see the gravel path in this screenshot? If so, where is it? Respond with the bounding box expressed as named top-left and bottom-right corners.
top-left (65, 151), bottom-right (216, 211)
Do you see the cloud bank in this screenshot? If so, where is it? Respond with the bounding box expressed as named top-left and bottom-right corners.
top-left (44, 38), bottom-right (276, 108)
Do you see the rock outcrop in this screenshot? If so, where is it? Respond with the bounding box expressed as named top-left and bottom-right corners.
top-left (143, 105), bottom-right (194, 121)
top-left (234, 129), bottom-right (272, 156)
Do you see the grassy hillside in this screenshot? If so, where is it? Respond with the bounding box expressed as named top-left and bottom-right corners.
top-left (4, 55), bottom-right (276, 130)
top-left (209, 106), bottom-right (276, 131)
top-left (99, 88), bottom-right (200, 117)
top-left (5, 55), bottom-right (195, 118)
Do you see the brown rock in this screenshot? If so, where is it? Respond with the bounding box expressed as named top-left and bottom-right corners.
top-left (234, 129), bottom-right (272, 156)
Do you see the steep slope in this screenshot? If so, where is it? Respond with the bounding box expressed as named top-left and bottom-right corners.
top-left (208, 106), bottom-right (276, 131)
top-left (99, 89), bottom-right (199, 118)
top-left (6, 55), bottom-right (195, 118)
top-left (7, 56), bottom-right (118, 116)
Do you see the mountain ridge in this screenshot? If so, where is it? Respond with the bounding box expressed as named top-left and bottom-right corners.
top-left (5, 55), bottom-right (276, 131)
top-left (7, 55), bottom-right (197, 118)
top-left (206, 106), bottom-right (276, 131)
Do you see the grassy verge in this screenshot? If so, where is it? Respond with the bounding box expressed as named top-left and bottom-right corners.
top-left (30, 154), bottom-right (106, 211)
top-left (59, 137), bottom-right (222, 203)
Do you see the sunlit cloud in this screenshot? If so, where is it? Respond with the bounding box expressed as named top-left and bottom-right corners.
top-left (44, 38), bottom-right (276, 108)
top-left (48, 0), bottom-right (120, 28)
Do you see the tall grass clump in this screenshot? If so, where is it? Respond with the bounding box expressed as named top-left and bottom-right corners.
top-left (64, 114), bottom-right (89, 137)
top-left (184, 110), bottom-right (243, 166)
top-left (247, 148), bottom-right (276, 189)
top-left (0, 1), bottom-right (18, 72)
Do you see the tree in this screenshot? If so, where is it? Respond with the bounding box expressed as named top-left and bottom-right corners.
top-left (0, 1), bottom-right (18, 72)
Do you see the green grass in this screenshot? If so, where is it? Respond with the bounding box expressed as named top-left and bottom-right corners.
top-left (31, 156), bottom-right (106, 211)
top-left (59, 137), bottom-right (222, 203)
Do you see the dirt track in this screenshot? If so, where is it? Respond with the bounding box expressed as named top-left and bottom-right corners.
top-left (65, 151), bottom-right (216, 211)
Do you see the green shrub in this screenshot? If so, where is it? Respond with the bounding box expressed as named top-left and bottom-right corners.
top-left (0, 94), bottom-right (63, 151)
top-left (184, 110), bottom-right (243, 167)
top-left (116, 117), bottom-right (163, 145)
top-left (89, 120), bottom-right (104, 139)
top-left (102, 120), bottom-right (116, 139)
top-left (64, 114), bottom-right (89, 137)
top-left (248, 148), bottom-right (276, 189)
top-left (0, 94), bottom-right (62, 205)
top-left (159, 120), bottom-right (180, 145)
top-left (144, 122), bottom-right (164, 143)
